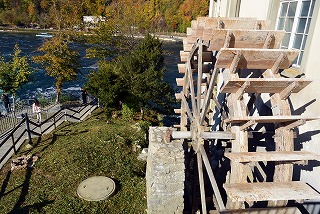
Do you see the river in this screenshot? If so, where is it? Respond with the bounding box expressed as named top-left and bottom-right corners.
top-left (0, 32), bottom-right (183, 104)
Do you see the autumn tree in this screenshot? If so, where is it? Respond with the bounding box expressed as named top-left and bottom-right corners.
top-left (0, 44), bottom-right (32, 111)
top-left (33, 36), bottom-right (80, 103)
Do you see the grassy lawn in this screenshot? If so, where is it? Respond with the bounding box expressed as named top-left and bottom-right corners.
top-left (0, 108), bottom-right (147, 213)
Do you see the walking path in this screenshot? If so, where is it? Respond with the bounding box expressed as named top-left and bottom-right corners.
top-left (0, 102), bottom-right (98, 169)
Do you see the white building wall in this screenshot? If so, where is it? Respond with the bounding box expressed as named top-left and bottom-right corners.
top-left (290, 0), bottom-right (320, 192)
top-left (238, 0), bottom-right (270, 19)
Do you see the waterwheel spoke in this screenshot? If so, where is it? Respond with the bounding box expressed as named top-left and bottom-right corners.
top-left (197, 152), bottom-right (207, 214)
top-left (187, 60), bottom-right (199, 118)
top-left (181, 93), bottom-right (195, 123)
top-left (200, 68), bottom-right (218, 125)
top-left (197, 40), bottom-right (203, 113)
top-left (199, 144), bottom-right (226, 211)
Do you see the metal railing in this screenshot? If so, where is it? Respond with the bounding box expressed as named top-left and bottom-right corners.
top-left (0, 99), bottom-right (98, 169)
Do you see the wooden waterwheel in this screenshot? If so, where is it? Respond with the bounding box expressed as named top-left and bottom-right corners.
top-left (171, 17), bottom-right (320, 213)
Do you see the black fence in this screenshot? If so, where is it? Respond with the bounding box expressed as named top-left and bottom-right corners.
top-left (0, 100), bottom-right (98, 169)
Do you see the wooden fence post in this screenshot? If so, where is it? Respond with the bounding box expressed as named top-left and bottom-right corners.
top-left (64, 110), bottom-right (67, 122)
top-left (25, 113), bottom-right (32, 145)
top-left (12, 134), bottom-right (16, 154)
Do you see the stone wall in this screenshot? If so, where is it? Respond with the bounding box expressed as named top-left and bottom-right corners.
top-left (146, 127), bottom-right (185, 213)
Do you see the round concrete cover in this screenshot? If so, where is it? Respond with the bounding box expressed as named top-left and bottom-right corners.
top-left (77, 176), bottom-right (115, 201)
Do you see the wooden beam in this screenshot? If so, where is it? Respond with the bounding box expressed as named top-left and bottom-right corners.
top-left (225, 115), bottom-right (319, 124)
top-left (262, 32), bottom-right (274, 49)
top-left (197, 40), bottom-right (203, 112)
top-left (235, 81), bottom-right (250, 100)
top-left (221, 78), bottom-right (311, 94)
top-left (223, 31), bottom-right (232, 48)
top-left (200, 68), bottom-right (218, 124)
top-left (174, 109), bottom-right (181, 114)
top-left (240, 120), bottom-right (255, 131)
top-left (279, 81), bottom-right (300, 100)
top-left (197, 152), bottom-right (207, 214)
top-left (271, 53), bottom-right (286, 74)
top-left (199, 145), bottom-right (226, 212)
top-left (284, 119), bottom-right (306, 130)
top-left (220, 207), bottom-right (301, 214)
top-left (216, 48), bottom-right (299, 70)
top-left (181, 93), bottom-right (194, 121)
top-left (224, 181), bottom-right (320, 202)
top-left (229, 51), bottom-right (242, 73)
top-left (225, 151), bottom-right (320, 163)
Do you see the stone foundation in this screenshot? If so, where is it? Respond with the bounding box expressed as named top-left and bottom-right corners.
top-left (146, 127), bottom-right (185, 213)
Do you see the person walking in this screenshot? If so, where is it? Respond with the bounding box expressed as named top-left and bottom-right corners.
top-left (1, 93), bottom-right (10, 113)
top-left (32, 98), bottom-right (42, 123)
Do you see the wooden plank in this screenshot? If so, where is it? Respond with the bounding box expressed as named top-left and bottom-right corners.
top-left (209, 30), bottom-right (284, 51)
top-left (216, 48), bottom-right (299, 69)
top-left (192, 17), bottom-right (257, 29)
top-left (174, 109), bottom-right (181, 114)
top-left (197, 152), bottom-right (207, 213)
top-left (225, 151), bottom-right (320, 163)
top-left (256, 20), bottom-right (271, 30)
top-left (224, 181), bottom-right (320, 202)
top-left (176, 77), bottom-right (207, 87)
top-left (178, 63), bottom-right (211, 73)
top-left (225, 115), bottom-right (319, 124)
top-left (221, 78), bottom-right (311, 94)
top-left (200, 145), bottom-right (226, 211)
top-left (185, 30), bottom-right (285, 51)
top-left (220, 207), bottom-right (301, 214)
top-left (180, 51), bottom-right (189, 62)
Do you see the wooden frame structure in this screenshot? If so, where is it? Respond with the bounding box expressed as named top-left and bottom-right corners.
top-left (172, 17), bottom-right (320, 213)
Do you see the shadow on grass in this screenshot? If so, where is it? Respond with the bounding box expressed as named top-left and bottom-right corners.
top-left (6, 167), bottom-right (54, 213)
top-left (0, 170), bottom-right (12, 200)
top-left (8, 200), bottom-right (54, 214)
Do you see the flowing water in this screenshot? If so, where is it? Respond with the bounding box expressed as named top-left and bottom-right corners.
top-left (0, 32), bottom-right (183, 112)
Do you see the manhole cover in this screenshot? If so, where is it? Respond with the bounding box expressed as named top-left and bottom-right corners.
top-left (77, 176), bottom-right (115, 201)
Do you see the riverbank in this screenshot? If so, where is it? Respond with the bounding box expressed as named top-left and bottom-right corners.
top-left (0, 26), bottom-right (186, 42)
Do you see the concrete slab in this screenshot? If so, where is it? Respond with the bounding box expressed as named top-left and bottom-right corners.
top-left (77, 176), bottom-right (115, 201)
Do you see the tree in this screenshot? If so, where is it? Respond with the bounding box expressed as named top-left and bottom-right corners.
top-left (117, 34), bottom-right (174, 115)
top-left (33, 37), bottom-right (80, 103)
top-left (85, 61), bottom-right (125, 110)
top-left (85, 20), bottom-right (131, 60)
top-left (85, 34), bottom-right (174, 117)
top-left (0, 44), bottom-right (32, 112)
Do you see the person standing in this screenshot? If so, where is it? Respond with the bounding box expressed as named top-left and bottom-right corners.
top-left (81, 88), bottom-right (87, 104)
top-left (1, 93), bottom-right (10, 113)
top-left (32, 98), bottom-right (42, 123)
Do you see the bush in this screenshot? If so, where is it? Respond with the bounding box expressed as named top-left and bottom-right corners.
top-left (121, 103), bottom-right (135, 121)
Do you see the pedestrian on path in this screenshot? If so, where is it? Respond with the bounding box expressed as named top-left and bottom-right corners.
top-left (1, 93), bottom-right (10, 113)
top-left (81, 88), bottom-right (87, 104)
top-left (32, 98), bottom-right (42, 123)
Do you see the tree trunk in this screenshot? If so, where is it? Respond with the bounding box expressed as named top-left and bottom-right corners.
top-left (140, 107), bottom-right (144, 120)
top-left (12, 94), bottom-right (15, 115)
top-left (56, 80), bottom-right (62, 103)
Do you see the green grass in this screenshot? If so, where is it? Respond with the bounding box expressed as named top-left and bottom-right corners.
top-left (0, 108), bottom-right (147, 214)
